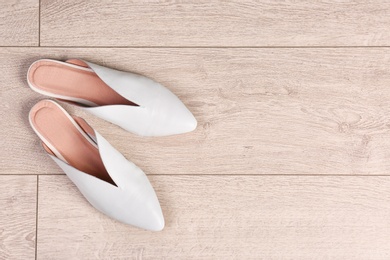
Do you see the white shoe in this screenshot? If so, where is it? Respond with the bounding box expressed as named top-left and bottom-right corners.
top-left (27, 59), bottom-right (197, 136)
top-left (29, 99), bottom-right (165, 231)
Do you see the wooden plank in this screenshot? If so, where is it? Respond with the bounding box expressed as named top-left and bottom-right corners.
top-left (40, 1), bottom-right (390, 47)
top-left (0, 0), bottom-right (39, 46)
top-left (37, 175), bottom-right (390, 259)
top-left (2, 48), bottom-right (390, 175)
top-left (0, 176), bottom-right (36, 260)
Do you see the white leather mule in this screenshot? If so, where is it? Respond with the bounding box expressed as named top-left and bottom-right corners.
top-left (29, 99), bottom-right (164, 231)
top-left (27, 59), bottom-right (197, 136)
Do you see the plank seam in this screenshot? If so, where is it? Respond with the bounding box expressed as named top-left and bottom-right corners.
top-left (35, 175), bottom-right (39, 260)
top-left (2, 45), bottom-right (390, 49)
top-left (38, 0), bottom-right (41, 47)
top-left (2, 173), bottom-right (389, 177)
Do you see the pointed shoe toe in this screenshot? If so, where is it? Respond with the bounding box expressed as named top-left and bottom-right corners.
top-left (121, 197), bottom-right (165, 231)
top-left (168, 105), bottom-right (198, 135)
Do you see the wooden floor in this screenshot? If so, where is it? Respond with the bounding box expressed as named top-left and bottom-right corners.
top-left (1, 1), bottom-right (390, 259)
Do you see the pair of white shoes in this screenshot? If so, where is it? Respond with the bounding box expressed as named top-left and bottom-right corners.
top-left (27, 59), bottom-right (197, 231)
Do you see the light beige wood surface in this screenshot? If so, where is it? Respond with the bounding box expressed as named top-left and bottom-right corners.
top-left (2, 1), bottom-right (390, 259)
top-left (40, 1), bottom-right (390, 47)
top-left (37, 175), bottom-right (390, 259)
top-left (0, 0), bottom-right (39, 46)
top-left (2, 48), bottom-right (390, 175)
top-left (0, 176), bottom-right (36, 260)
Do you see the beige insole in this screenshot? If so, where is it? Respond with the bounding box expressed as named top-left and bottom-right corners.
top-left (30, 100), bottom-right (115, 185)
top-left (28, 59), bottom-right (136, 107)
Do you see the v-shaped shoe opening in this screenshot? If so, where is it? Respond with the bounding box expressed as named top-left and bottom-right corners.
top-left (29, 99), bottom-right (117, 186)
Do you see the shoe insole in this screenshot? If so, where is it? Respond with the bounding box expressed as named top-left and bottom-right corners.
top-left (30, 100), bottom-right (115, 185)
top-left (28, 59), bottom-right (136, 107)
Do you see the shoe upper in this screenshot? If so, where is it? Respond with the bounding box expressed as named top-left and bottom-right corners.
top-left (82, 61), bottom-right (197, 136)
top-left (49, 130), bottom-right (165, 231)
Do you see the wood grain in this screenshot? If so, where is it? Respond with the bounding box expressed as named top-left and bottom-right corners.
top-left (2, 2), bottom-right (390, 259)
top-left (0, 0), bottom-right (39, 46)
top-left (2, 48), bottom-right (390, 175)
top-left (40, 0), bottom-right (390, 47)
top-left (0, 176), bottom-right (36, 260)
top-left (37, 175), bottom-right (390, 259)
